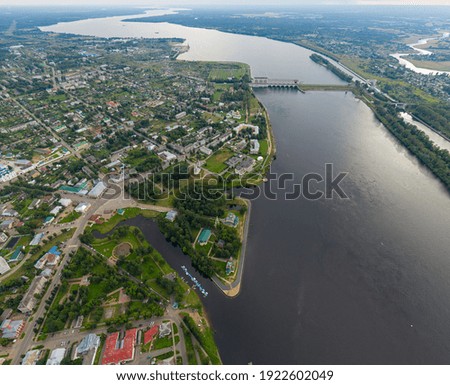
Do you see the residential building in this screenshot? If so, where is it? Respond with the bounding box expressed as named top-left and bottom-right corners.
top-left (29, 232), bottom-right (44, 246)
top-left (199, 146), bottom-right (213, 156)
top-left (0, 257), bottom-right (11, 275)
top-left (18, 276), bottom-right (47, 314)
top-left (250, 139), bottom-right (260, 155)
top-left (2, 209), bottom-right (19, 217)
top-left (0, 219), bottom-right (14, 230)
top-left (165, 210), bottom-right (178, 222)
top-left (50, 206), bottom-right (62, 216)
top-left (223, 212), bottom-right (239, 228)
top-left (233, 123), bottom-right (260, 136)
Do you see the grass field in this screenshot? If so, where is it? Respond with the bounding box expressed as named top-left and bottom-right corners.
top-left (59, 211), bottom-right (81, 224)
top-left (204, 148), bottom-right (233, 174)
top-left (208, 63), bottom-right (249, 82)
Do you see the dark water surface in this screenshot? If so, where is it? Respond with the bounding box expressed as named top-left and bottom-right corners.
top-left (117, 90), bottom-right (450, 364)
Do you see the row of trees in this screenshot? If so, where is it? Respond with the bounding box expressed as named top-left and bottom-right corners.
top-left (373, 101), bottom-right (450, 190)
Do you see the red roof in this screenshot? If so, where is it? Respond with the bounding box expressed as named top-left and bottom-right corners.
top-left (101, 328), bottom-right (137, 365)
top-left (143, 325), bottom-right (159, 345)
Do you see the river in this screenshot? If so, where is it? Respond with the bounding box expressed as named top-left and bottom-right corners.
top-left (42, 11), bottom-right (450, 364)
top-left (391, 34), bottom-right (450, 76)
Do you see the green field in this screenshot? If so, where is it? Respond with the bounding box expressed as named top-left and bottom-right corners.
top-left (59, 211), bottom-right (81, 224)
top-left (204, 148), bottom-right (233, 174)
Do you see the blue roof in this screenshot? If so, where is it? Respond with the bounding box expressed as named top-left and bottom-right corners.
top-left (48, 246), bottom-right (61, 255)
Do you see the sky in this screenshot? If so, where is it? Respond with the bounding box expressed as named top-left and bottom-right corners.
top-left (1, 0), bottom-right (450, 6)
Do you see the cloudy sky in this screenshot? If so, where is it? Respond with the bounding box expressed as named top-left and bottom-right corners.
top-left (1, 0), bottom-right (450, 5)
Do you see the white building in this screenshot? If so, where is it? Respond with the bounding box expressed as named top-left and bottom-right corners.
top-left (75, 333), bottom-right (100, 361)
top-left (0, 257), bottom-right (11, 275)
top-left (250, 139), bottom-right (260, 155)
top-left (0, 232), bottom-right (8, 243)
top-left (58, 198), bottom-right (72, 208)
top-left (199, 146), bottom-right (213, 156)
top-left (233, 123), bottom-right (260, 137)
top-left (29, 233), bottom-right (44, 246)
top-left (46, 348), bottom-right (66, 365)
top-left (22, 350), bottom-right (41, 365)
top-left (88, 181), bottom-right (107, 198)
top-left (18, 276), bottom-right (48, 313)
top-left (50, 206), bottom-right (62, 216)
top-left (74, 202), bottom-right (90, 213)
top-left (158, 151), bottom-right (177, 162)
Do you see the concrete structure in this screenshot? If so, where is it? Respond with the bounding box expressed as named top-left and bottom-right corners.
top-left (159, 322), bottom-right (172, 338)
top-left (0, 319), bottom-right (25, 339)
top-left (46, 348), bottom-right (66, 365)
top-left (18, 276), bottom-right (47, 313)
top-left (0, 257), bottom-right (11, 275)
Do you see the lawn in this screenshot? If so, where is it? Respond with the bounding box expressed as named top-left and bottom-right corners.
top-left (59, 211), bottom-right (81, 224)
top-left (259, 139), bottom-right (268, 156)
top-left (152, 335), bottom-right (173, 351)
top-left (204, 148), bottom-right (233, 174)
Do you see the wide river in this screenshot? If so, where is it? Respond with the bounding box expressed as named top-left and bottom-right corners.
top-left (42, 11), bottom-right (450, 364)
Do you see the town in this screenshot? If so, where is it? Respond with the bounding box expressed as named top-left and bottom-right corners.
top-left (0, 28), bottom-right (273, 365)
